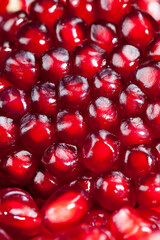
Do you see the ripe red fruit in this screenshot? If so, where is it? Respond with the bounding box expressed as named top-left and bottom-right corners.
top-left (138, 173), bottom-right (160, 208)
top-left (58, 75), bottom-right (90, 110)
top-left (95, 171), bottom-right (136, 211)
top-left (20, 113), bottom-right (54, 155)
top-left (28, 167), bottom-right (59, 199)
top-left (56, 110), bottom-right (88, 146)
top-left (73, 43), bottom-right (107, 80)
top-left (0, 86), bottom-right (29, 119)
top-left (119, 83), bottom-right (148, 116)
top-left (0, 76), bottom-right (12, 93)
top-left (16, 21), bottom-right (52, 57)
top-left (4, 50), bottom-right (39, 91)
top-left (54, 16), bottom-right (87, 51)
top-left (0, 187), bottom-right (42, 237)
top-left (0, 41), bottom-right (12, 71)
top-left (119, 117), bottom-right (152, 146)
top-left (110, 44), bottom-right (141, 82)
top-left (121, 145), bottom-right (158, 180)
top-left (42, 143), bottom-right (81, 181)
top-left (134, 61), bottom-right (160, 99)
top-left (0, 149), bottom-right (39, 184)
top-left (87, 96), bottom-right (119, 131)
top-left (89, 20), bottom-right (118, 53)
top-left (29, 0), bottom-right (65, 33)
top-left (92, 66), bottom-right (123, 99)
top-left (67, 0), bottom-right (97, 25)
top-left (40, 47), bottom-right (72, 84)
top-left (31, 82), bottom-right (58, 117)
top-left (147, 35), bottom-right (160, 61)
top-left (97, 0), bottom-right (131, 24)
top-left (0, 228), bottom-right (12, 240)
top-left (83, 129), bottom-right (120, 173)
top-left (119, 9), bottom-right (159, 51)
top-left (42, 185), bottom-right (91, 231)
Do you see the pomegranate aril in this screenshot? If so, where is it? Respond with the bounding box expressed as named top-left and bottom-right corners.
top-left (29, 0), bottom-right (65, 34)
top-left (42, 143), bottom-right (81, 181)
top-left (56, 110), bottom-right (88, 146)
top-left (109, 206), bottom-right (157, 240)
top-left (31, 82), bottom-right (58, 117)
top-left (40, 47), bottom-right (72, 84)
top-left (137, 207), bottom-right (160, 229)
top-left (0, 187), bottom-right (42, 237)
top-left (97, 0), bottom-right (131, 24)
top-left (89, 20), bottom-right (118, 53)
top-left (67, 0), bottom-right (97, 25)
top-left (58, 75), bottom-right (90, 110)
top-left (42, 185), bottom-right (91, 231)
top-left (134, 61), bottom-right (160, 99)
top-left (147, 34), bottom-right (160, 61)
top-left (121, 145), bottom-right (158, 180)
top-left (119, 117), bottom-right (153, 146)
top-left (0, 149), bottom-right (39, 185)
top-left (110, 44), bottom-right (141, 82)
top-left (1, 10), bottom-right (29, 41)
top-left (20, 113), bottom-right (54, 155)
top-left (16, 20), bottom-right (52, 57)
top-left (4, 49), bottom-right (39, 91)
top-left (92, 66), bottom-right (123, 99)
top-left (28, 167), bottom-right (59, 199)
top-left (87, 96), bottom-right (119, 131)
top-left (119, 9), bottom-right (159, 51)
top-left (146, 100), bottom-right (160, 137)
top-left (95, 171), bottom-right (136, 211)
top-left (73, 43), bottom-right (107, 80)
top-left (0, 41), bottom-right (13, 71)
top-left (0, 76), bottom-right (12, 92)
top-left (119, 83), bottom-right (148, 116)
top-left (0, 228), bottom-right (12, 240)
top-left (0, 86), bottom-right (29, 119)
top-left (54, 16), bottom-right (87, 51)
top-left (83, 129), bottom-right (120, 173)
top-left (138, 173), bottom-right (160, 208)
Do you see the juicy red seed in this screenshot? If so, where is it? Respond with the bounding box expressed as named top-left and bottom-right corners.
top-left (54, 16), bottom-right (87, 51)
top-left (84, 208), bottom-right (111, 228)
top-left (20, 113), bottom-right (54, 155)
top-left (109, 206), bottom-right (157, 239)
top-left (1, 11), bottom-right (29, 41)
top-left (136, 0), bottom-right (160, 23)
top-left (29, 0), bottom-right (65, 33)
top-left (0, 86), bottom-right (29, 119)
top-left (40, 47), bottom-right (72, 84)
top-left (0, 150), bottom-right (39, 184)
top-left (119, 117), bottom-right (153, 146)
top-left (73, 43), bottom-right (107, 80)
top-left (138, 173), bottom-right (160, 208)
top-left (42, 185), bottom-right (91, 231)
top-left (89, 20), bottom-right (118, 53)
top-left (119, 83), bottom-right (148, 116)
top-left (0, 188), bottom-right (42, 237)
top-left (110, 44), bottom-right (142, 82)
top-left (87, 96), bottom-right (119, 131)
top-left (0, 116), bottom-right (18, 156)
top-left (119, 9), bottom-right (159, 51)
top-left (4, 50), bottom-right (39, 91)
top-left (56, 110), bottom-right (88, 146)
top-left (58, 75), bottom-right (90, 110)
top-left (0, 41), bottom-right (12, 71)
top-left (31, 82), bottom-right (58, 117)
top-left (67, 0), bottom-right (97, 25)
top-left (97, 0), bottom-right (131, 24)
top-left (0, 76), bottom-right (12, 93)
top-left (42, 143), bottom-right (81, 181)
top-left (137, 207), bottom-right (160, 229)
top-left (0, 228), bottom-right (12, 240)
top-left (134, 61), bottom-right (160, 99)
top-left (95, 171), bottom-right (136, 211)
top-left (147, 34), bottom-right (160, 61)
top-left (28, 168), bottom-right (59, 199)
top-left (92, 66), bottom-right (123, 99)
top-left (121, 145), bottom-right (158, 180)
top-left (146, 100), bottom-right (160, 137)
top-left (83, 129), bottom-right (120, 173)
top-left (16, 20), bottom-right (52, 57)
